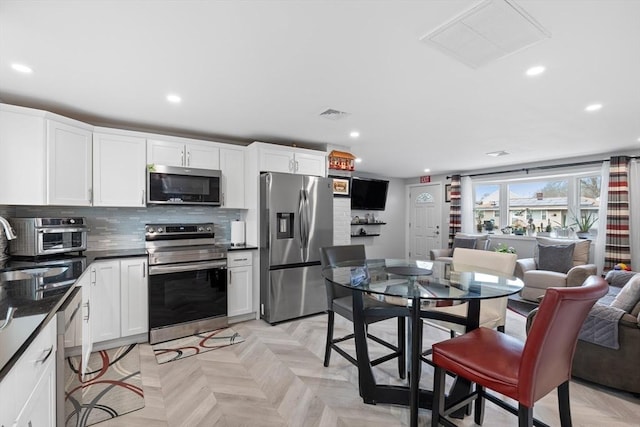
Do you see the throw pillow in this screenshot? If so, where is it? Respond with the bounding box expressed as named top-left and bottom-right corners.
top-left (537, 243), bottom-right (575, 274)
top-left (604, 270), bottom-right (638, 288)
top-left (611, 274), bottom-right (640, 313)
top-left (453, 237), bottom-right (477, 250)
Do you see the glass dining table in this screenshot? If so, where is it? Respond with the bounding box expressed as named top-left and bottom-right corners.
top-left (322, 258), bottom-right (524, 427)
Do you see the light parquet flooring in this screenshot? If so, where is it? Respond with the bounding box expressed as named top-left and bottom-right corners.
top-left (100, 310), bottom-right (639, 427)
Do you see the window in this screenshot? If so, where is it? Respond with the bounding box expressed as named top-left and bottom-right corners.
top-left (472, 172), bottom-right (601, 235)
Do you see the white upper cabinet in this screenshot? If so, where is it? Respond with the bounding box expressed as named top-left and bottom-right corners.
top-left (220, 147), bottom-right (245, 208)
top-left (147, 139), bottom-right (219, 169)
top-left (0, 104), bottom-right (93, 206)
top-left (254, 142), bottom-right (326, 177)
top-left (47, 120), bottom-right (93, 206)
top-left (93, 132), bottom-right (147, 207)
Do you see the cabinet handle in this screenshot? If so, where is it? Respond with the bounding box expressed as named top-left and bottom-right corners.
top-left (233, 258), bottom-right (248, 262)
top-left (84, 301), bottom-right (90, 322)
top-left (35, 345), bottom-right (53, 364)
top-left (295, 160), bottom-right (299, 172)
top-left (141, 190), bottom-right (146, 205)
top-left (187, 151), bottom-right (191, 166)
top-left (181, 150), bottom-right (184, 166)
top-left (289, 159), bottom-right (294, 172)
top-left (88, 188), bottom-right (93, 203)
top-left (143, 262), bottom-right (146, 278)
top-left (229, 270), bottom-right (232, 284)
top-left (91, 268), bottom-right (96, 285)
top-left (222, 193), bottom-right (225, 206)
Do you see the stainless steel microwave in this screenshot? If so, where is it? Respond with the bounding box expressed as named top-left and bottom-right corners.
top-left (9, 217), bottom-right (88, 256)
top-left (147, 165), bottom-right (222, 206)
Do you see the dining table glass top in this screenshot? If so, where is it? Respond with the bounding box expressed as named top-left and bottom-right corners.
top-left (322, 258), bottom-right (524, 305)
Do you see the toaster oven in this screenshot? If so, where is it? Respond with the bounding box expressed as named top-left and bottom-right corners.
top-left (9, 217), bottom-right (88, 257)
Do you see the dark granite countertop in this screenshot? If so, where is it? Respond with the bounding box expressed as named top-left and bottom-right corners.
top-left (81, 248), bottom-right (148, 264)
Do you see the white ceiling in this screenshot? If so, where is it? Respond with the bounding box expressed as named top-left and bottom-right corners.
top-left (1, 0), bottom-right (639, 178)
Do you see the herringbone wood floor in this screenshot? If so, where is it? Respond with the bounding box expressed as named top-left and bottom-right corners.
top-left (100, 310), bottom-right (639, 426)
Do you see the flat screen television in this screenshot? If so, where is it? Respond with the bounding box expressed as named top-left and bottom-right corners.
top-left (350, 177), bottom-right (389, 210)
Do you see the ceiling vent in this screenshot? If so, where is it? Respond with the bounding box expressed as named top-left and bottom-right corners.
top-left (319, 108), bottom-right (350, 120)
top-left (420, 0), bottom-right (550, 69)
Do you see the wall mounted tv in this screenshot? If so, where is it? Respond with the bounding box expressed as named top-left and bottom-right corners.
top-left (350, 177), bottom-right (389, 211)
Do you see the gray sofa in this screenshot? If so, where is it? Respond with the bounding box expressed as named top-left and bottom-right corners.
top-left (527, 270), bottom-right (640, 395)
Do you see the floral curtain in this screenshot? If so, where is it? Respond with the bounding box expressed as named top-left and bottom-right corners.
top-left (448, 174), bottom-right (462, 248)
top-left (604, 156), bottom-right (631, 271)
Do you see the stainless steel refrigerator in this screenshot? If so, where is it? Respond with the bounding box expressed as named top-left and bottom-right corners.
top-left (260, 172), bottom-right (334, 324)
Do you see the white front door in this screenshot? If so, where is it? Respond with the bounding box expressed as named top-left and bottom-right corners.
top-left (408, 184), bottom-right (442, 260)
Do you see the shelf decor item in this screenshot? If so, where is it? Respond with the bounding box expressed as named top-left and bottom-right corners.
top-left (328, 150), bottom-right (356, 171)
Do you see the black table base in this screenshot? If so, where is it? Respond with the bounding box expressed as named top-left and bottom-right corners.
top-left (351, 291), bottom-right (481, 427)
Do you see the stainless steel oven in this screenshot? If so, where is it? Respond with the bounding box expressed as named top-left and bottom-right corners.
top-left (9, 217), bottom-right (88, 257)
top-left (146, 223), bottom-right (228, 344)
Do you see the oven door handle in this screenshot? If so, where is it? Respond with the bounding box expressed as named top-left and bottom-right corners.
top-left (148, 260), bottom-right (227, 275)
top-left (37, 227), bottom-right (88, 233)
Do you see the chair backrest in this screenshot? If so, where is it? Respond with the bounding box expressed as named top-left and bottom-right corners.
top-left (452, 247), bottom-right (517, 276)
top-left (320, 245), bottom-right (367, 304)
top-left (319, 245), bottom-right (366, 267)
top-left (519, 276), bottom-right (608, 407)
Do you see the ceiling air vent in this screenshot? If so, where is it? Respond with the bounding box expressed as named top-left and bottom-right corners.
top-left (319, 108), bottom-right (350, 120)
top-left (420, 0), bottom-right (550, 69)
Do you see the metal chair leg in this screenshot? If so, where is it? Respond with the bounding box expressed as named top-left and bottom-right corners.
top-left (324, 310), bottom-right (335, 367)
top-left (558, 381), bottom-right (572, 427)
top-left (518, 404), bottom-right (533, 427)
top-left (397, 317), bottom-right (406, 379)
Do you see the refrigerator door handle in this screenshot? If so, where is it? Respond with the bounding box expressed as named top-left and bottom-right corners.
top-left (298, 189), bottom-right (306, 259)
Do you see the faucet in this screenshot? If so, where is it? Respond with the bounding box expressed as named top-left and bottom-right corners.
top-left (0, 216), bottom-right (17, 240)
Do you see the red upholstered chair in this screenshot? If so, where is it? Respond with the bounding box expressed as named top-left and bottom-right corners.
top-left (431, 276), bottom-right (608, 427)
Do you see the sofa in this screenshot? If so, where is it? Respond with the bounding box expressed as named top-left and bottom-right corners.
top-left (429, 233), bottom-right (490, 263)
top-left (515, 237), bottom-right (597, 301)
top-left (527, 270), bottom-right (640, 395)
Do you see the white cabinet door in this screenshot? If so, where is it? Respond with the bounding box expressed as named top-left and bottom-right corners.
top-left (295, 152), bottom-right (326, 177)
top-left (93, 133), bottom-right (147, 207)
top-left (120, 258), bottom-right (148, 337)
top-left (14, 355), bottom-right (56, 427)
top-left (185, 142), bottom-right (219, 169)
top-left (0, 108), bottom-right (46, 205)
top-left (147, 139), bottom-right (184, 167)
top-left (259, 146), bottom-right (295, 173)
top-left (228, 266), bottom-right (252, 317)
top-left (220, 147), bottom-right (245, 208)
top-left (90, 261), bottom-right (121, 343)
top-left (147, 139), bottom-right (219, 169)
top-left (227, 251), bottom-right (253, 317)
top-left (46, 120), bottom-right (93, 206)
top-left (80, 273), bottom-right (93, 379)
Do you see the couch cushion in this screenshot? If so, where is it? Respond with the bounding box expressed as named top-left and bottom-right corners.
top-left (536, 243), bottom-right (575, 274)
top-left (611, 274), bottom-right (640, 313)
top-left (453, 237), bottom-right (477, 250)
top-left (537, 237), bottom-right (590, 265)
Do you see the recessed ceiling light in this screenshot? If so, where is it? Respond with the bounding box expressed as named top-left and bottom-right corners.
top-left (11, 63), bottom-right (33, 74)
top-left (525, 65), bottom-right (545, 76)
top-left (355, 158), bottom-right (362, 163)
top-left (584, 103), bottom-right (602, 112)
top-left (486, 150), bottom-right (510, 157)
top-left (349, 131), bottom-right (360, 138)
top-left (167, 94), bottom-right (181, 103)
top-left (424, 168), bottom-right (431, 173)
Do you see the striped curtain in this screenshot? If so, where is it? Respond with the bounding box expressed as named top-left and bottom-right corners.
top-left (604, 156), bottom-right (631, 271)
top-left (448, 174), bottom-right (462, 248)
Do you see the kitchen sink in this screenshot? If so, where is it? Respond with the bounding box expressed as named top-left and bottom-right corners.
top-left (0, 266), bottom-right (69, 282)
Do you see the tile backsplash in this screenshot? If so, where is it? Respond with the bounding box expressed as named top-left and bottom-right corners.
top-left (4, 205), bottom-right (243, 251)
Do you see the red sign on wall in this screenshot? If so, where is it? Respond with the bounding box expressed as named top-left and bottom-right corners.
top-left (419, 176), bottom-right (431, 183)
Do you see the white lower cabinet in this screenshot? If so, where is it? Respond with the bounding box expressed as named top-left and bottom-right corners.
top-left (227, 251), bottom-right (253, 317)
top-left (0, 318), bottom-right (57, 427)
top-left (89, 257), bottom-right (148, 345)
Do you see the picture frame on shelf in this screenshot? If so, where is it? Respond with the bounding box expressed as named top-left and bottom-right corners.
top-left (330, 176), bottom-right (351, 197)
top-left (445, 184), bottom-right (452, 202)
